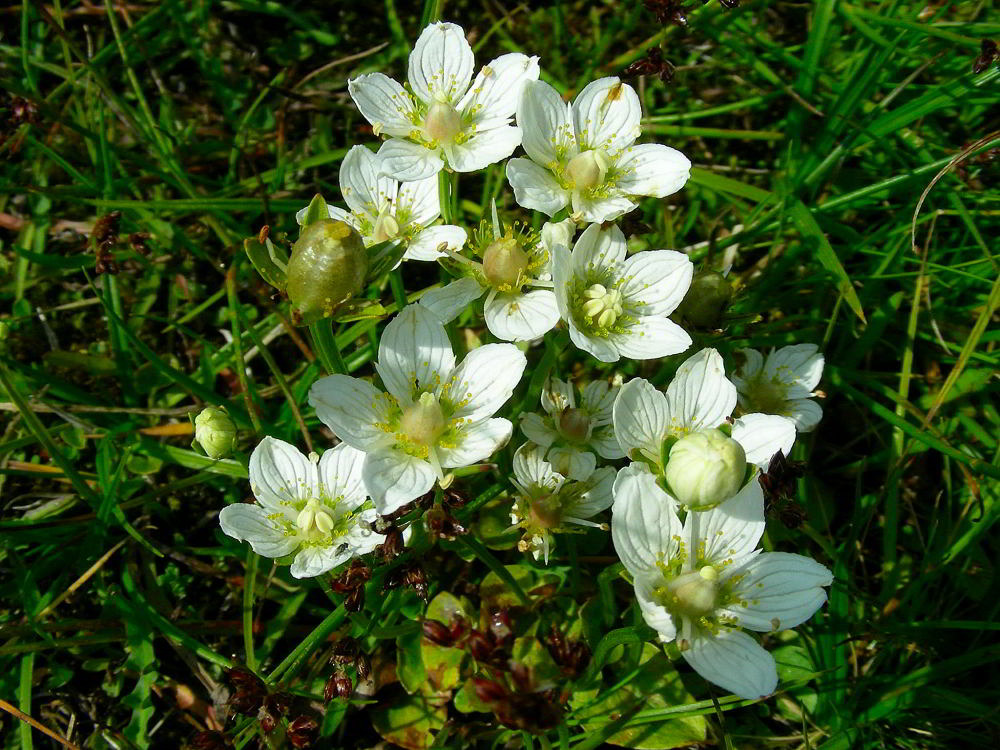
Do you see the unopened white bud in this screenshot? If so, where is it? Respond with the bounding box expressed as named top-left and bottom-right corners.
top-left (194, 407), bottom-right (237, 459)
top-left (664, 429), bottom-right (746, 508)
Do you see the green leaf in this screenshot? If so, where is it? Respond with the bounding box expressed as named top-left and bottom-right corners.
top-left (789, 200), bottom-right (866, 323)
top-left (420, 591), bottom-right (469, 693)
top-left (371, 691), bottom-right (447, 750)
top-left (571, 645), bottom-right (706, 750)
top-left (243, 236), bottom-right (288, 291)
top-left (299, 193), bottom-right (330, 228)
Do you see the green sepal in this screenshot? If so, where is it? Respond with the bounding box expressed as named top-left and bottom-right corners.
top-left (244, 236), bottom-right (288, 291)
top-left (658, 434), bottom-right (679, 472)
top-left (367, 238), bottom-right (408, 279)
top-left (299, 193), bottom-right (330, 229)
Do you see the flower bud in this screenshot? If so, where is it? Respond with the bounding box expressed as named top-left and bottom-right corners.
top-left (678, 271), bottom-right (732, 329)
top-left (482, 237), bottom-right (529, 287)
top-left (286, 219), bottom-right (368, 325)
top-left (557, 407), bottom-right (591, 443)
top-left (194, 407), bottom-right (237, 459)
top-left (664, 429), bottom-right (746, 508)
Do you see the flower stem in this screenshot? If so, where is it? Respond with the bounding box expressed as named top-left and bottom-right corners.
top-left (438, 169), bottom-right (456, 224)
top-left (266, 604), bottom-right (347, 685)
top-left (460, 535), bottom-right (531, 607)
top-left (243, 550), bottom-right (259, 670)
top-left (309, 318), bottom-right (347, 375)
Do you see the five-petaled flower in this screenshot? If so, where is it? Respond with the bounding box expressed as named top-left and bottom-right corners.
top-left (613, 349), bottom-right (798, 501)
top-left (520, 376), bottom-right (624, 480)
top-left (509, 442), bottom-right (615, 564)
top-left (552, 223), bottom-right (693, 363)
top-left (732, 344), bottom-right (825, 432)
top-left (507, 77), bottom-right (691, 223)
top-left (296, 145), bottom-right (466, 262)
top-left (612, 463), bottom-right (833, 699)
top-left (308, 304), bottom-right (526, 514)
top-left (348, 22), bottom-right (539, 181)
top-left (219, 437), bottom-right (385, 578)
top-left (418, 206), bottom-right (574, 341)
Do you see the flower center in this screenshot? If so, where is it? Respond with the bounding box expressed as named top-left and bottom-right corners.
top-left (527, 494), bottom-right (562, 529)
top-left (424, 100), bottom-right (462, 144)
top-left (582, 284), bottom-right (623, 329)
top-left (557, 407), bottom-right (591, 443)
top-left (744, 378), bottom-right (790, 415)
top-left (565, 149), bottom-right (608, 191)
top-left (373, 210), bottom-right (400, 243)
top-left (296, 498), bottom-right (336, 538)
top-left (666, 565), bottom-right (719, 617)
top-left (482, 237), bottom-right (530, 287)
top-left (400, 392), bottom-right (446, 446)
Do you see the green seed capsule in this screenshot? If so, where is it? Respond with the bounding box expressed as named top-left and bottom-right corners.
top-left (678, 271), bottom-right (732, 330)
top-left (286, 219), bottom-right (368, 325)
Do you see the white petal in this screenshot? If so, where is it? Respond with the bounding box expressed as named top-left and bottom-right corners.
top-left (765, 344), bottom-right (825, 396)
top-left (340, 145), bottom-right (397, 218)
top-left (615, 143), bottom-right (691, 198)
top-left (458, 53), bottom-right (540, 122)
top-left (611, 316), bottom-right (692, 360)
top-left (309, 375), bottom-right (396, 452)
top-left (395, 174), bottom-right (440, 226)
top-left (447, 343), bottom-right (526, 422)
top-left (519, 413), bottom-right (558, 448)
top-left (513, 442), bottom-right (562, 489)
top-left (506, 158), bottom-right (569, 216)
top-left (567, 322), bottom-right (620, 363)
top-left (377, 139), bottom-right (444, 181)
top-left (619, 250), bottom-right (693, 317)
top-left (295, 203), bottom-right (358, 229)
top-left (484, 289), bottom-right (560, 341)
top-left (580, 380), bottom-right (614, 416)
top-left (405, 225), bottom-right (468, 262)
top-left (590, 427), bottom-right (625, 460)
top-left (541, 218), bottom-right (577, 253)
top-left (571, 192), bottom-right (637, 224)
top-left (551, 243), bottom-right (573, 320)
top-left (571, 77), bottom-right (641, 154)
top-left (418, 276), bottom-right (484, 322)
top-left (249, 436), bottom-right (316, 509)
top-left (731, 348), bottom-right (765, 392)
top-left (720, 552), bottom-right (832, 632)
top-left (376, 304), bottom-right (456, 405)
top-left (571, 223), bottom-right (627, 277)
top-left (784, 399), bottom-right (823, 432)
top-left (611, 463), bottom-right (682, 576)
top-left (635, 575), bottom-right (677, 642)
top-left (665, 348), bottom-right (736, 435)
top-left (696, 479), bottom-right (766, 565)
top-left (517, 79), bottom-right (574, 165)
top-left (732, 413), bottom-right (797, 468)
top-left (362, 449), bottom-right (436, 515)
top-left (318, 443), bottom-right (368, 510)
top-left (547, 445), bottom-right (597, 481)
top-left (613, 378), bottom-right (668, 463)
top-left (540, 377), bottom-right (574, 413)
top-left (438, 418), bottom-right (512, 468)
top-left (568, 466), bottom-right (615, 516)
top-left (682, 629), bottom-right (777, 700)
top-left (342, 521), bottom-right (386, 558)
top-left (290, 546), bottom-right (353, 579)
top-left (445, 125), bottom-right (522, 172)
top-left (407, 22), bottom-right (475, 104)
top-left (219, 504), bottom-right (299, 558)
top-left (347, 73), bottom-right (416, 137)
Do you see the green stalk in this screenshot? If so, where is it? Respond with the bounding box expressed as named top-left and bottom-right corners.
top-left (266, 605), bottom-right (347, 685)
top-left (309, 318), bottom-right (348, 375)
top-left (243, 550), bottom-right (259, 671)
top-left (460, 535), bottom-right (530, 607)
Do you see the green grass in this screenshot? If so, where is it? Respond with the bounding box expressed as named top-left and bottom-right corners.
top-left (2, 1), bottom-right (999, 748)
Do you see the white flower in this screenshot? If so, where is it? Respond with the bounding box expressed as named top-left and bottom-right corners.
top-left (308, 304), bottom-right (526, 514)
top-left (506, 77), bottom-right (691, 223)
top-left (348, 22), bottom-right (539, 181)
top-left (219, 437), bottom-right (385, 578)
top-left (611, 463), bottom-right (833, 699)
top-left (418, 207), bottom-right (575, 342)
top-left (552, 223), bottom-right (693, 362)
top-left (613, 348), bottom-right (797, 478)
top-left (295, 145), bottom-right (466, 262)
top-left (520, 376), bottom-right (624, 480)
top-left (733, 344), bottom-right (825, 432)
top-left (510, 442), bottom-right (615, 564)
